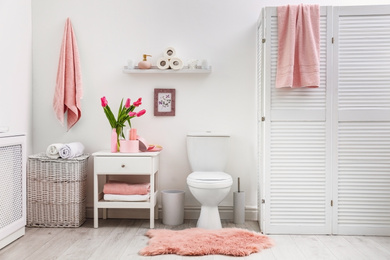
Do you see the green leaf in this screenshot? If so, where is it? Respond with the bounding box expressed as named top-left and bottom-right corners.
top-left (105, 106), bottom-right (117, 128)
top-left (117, 98), bottom-right (124, 119)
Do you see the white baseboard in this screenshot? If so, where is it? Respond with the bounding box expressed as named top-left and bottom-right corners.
top-left (86, 206), bottom-right (258, 221)
top-left (0, 227), bottom-right (25, 250)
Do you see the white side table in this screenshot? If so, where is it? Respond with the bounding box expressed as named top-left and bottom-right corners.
top-left (92, 151), bottom-right (160, 228)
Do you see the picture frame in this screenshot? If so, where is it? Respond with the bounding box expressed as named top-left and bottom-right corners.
top-left (154, 88), bottom-right (176, 116)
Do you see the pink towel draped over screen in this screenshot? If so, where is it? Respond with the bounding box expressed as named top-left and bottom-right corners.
top-left (103, 181), bottom-right (151, 195)
top-left (276, 4), bottom-right (320, 88)
top-left (53, 18), bottom-right (83, 130)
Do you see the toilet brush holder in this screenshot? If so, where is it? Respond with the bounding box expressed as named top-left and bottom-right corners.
top-left (233, 177), bottom-right (245, 224)
top-left (233, 191), bottom-right (245, 224)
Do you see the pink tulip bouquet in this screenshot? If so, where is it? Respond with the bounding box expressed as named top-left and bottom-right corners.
top-left (100, 96), bottom-right (146, 148)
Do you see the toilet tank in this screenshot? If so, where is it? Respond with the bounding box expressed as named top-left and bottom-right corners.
top-left (186, 132), bottom-right (230, 171)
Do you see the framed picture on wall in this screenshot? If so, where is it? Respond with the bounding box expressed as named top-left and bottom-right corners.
top-left (154, 88), bottom-right (176, 116)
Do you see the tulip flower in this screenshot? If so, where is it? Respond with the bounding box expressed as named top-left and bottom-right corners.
top-left (125, 98), bottom-right (131, 108)
top-left (101, 96), bottom-right (108, 107)
top-left (128, 112), bottom-right (137, 117)
top-left (136, 109), bottom-right (146, 117)
top-left (133, 98), bottom-right (142, 107)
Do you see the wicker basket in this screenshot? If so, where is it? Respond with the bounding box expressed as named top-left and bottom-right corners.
top-left (27, 153), bottom-right (89, 227)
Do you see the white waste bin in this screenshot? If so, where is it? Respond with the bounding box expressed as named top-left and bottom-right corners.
top-left (162, 190), bottom-right (185, 226)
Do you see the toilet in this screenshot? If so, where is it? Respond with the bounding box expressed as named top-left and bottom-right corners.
top-left (186, 132), bottom-right (233, 229)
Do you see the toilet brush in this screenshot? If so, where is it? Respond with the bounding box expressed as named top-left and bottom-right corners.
top-left (233, 177), bottom-right (245, 224)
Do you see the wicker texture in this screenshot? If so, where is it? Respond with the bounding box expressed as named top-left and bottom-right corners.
top-left (27, 153), bottom-right (89, 227)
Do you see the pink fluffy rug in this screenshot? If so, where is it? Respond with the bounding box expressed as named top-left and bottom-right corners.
top-left (139, 228), bottom-right (274, 257)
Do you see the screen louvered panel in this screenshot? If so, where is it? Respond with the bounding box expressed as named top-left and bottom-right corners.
top-left (337, 122), bottom-right (390, 231)
top-left (264, 7), bottom-right (331, 234)
top-left (269, 122), bottom-right (327, 227)
top-left (270, 15), bottom-right (327, 110)
top-left (338, 15), bottom-right (390, 110)
top-left (335, 6), bottom-right (390, 235)
top-left (0, 144), bottom-right (23, 229)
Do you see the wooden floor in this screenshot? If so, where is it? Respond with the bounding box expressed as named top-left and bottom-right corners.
top-left (1, 219), bottom-right (390, 260)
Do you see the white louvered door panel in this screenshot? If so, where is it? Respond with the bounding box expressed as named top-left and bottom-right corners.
top-left (333, 5), bottom-right (390, 235)
top-left (263, 7), bottom-right (333, 234)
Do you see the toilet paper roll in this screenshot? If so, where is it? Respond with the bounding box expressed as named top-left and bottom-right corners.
top-left (233, 191), bottom-right (245, 224)
top-left (170, 57), bottom-right (184, 70)
top-left (157, 57), bottom-right (170, 70)
top-left (164, 47), bottom-right (176, 59)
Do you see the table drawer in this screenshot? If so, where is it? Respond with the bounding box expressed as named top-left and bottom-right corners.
top-left (94, 157), bottom-right (152, 174)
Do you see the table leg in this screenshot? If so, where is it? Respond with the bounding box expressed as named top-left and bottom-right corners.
top-left (150, 206), bottom-right (154, 229)
top-left (94, 173), bottom-right (98, 228)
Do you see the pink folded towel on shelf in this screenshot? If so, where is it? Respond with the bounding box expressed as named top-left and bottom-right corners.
top-left (103, 181), bottom-right (150, 195)
top-left (276, 4), bottom-right (320, 88)
top-left (53, 18), bottom-right (83, 130)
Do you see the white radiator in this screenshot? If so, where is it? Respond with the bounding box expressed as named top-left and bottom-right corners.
top-left (0, 133), bottom-right (26, 249)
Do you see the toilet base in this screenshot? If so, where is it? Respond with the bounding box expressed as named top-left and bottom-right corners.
top-left (197, 206), bottom-right (222, 229)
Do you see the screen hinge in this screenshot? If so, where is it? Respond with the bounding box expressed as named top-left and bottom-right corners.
top-left (261, 116), bottom-right (265, 122)
top-left (262, 38), bottom-right (266, 43)
top-left (331, 200), bottom-right (333, 207)
top-left (332, 37), bottom-right (334, 44)
top-left (262, 199), bottom-right (265, 204)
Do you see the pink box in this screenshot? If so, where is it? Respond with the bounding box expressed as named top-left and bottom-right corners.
top-left (119, 140), bottom-right (139, 153)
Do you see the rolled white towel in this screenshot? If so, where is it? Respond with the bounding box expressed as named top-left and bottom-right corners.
top-left (59, 142), bottom-right (85, 159)
top-left (46, 143), bottom-right (64, 159)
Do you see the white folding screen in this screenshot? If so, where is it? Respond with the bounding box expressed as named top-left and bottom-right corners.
top-left (259, 5), bottom-right (390, 235)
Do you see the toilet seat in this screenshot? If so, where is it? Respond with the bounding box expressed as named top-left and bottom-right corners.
top-left (187, 171), bottom-right (233, 189)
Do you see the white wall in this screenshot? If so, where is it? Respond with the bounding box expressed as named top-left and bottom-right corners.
top-left (0, 0), bottom-right (32, 149)
top-left (31, 0), bottom-right (390, 219)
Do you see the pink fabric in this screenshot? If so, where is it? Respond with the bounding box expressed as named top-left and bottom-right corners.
top-left (103, 181), bottom-right (150, 195)
top-left (53, 18), bottom-right (83, 131)
top-left (276, 4), bottom-right (320, 88)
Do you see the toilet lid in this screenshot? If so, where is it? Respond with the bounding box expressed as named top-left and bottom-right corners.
top-left (187, 172), bottom-right (232, 189)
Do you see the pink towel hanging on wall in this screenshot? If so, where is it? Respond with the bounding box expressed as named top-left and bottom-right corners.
top-left (276, 4), bottom-right (320, 88)
top-left (53, 18), bottom-right (83, 130)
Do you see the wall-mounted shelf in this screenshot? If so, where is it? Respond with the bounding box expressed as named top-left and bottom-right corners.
top-left (123, 66), bottom-right (212, 74)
